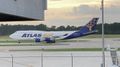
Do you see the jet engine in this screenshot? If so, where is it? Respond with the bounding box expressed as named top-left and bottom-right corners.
top-left (35, 38), bottom-right (41, 42)
top-left (44, 37), bottom-right (55, 43)
top-left (34, 37), bottom-right (55, 43)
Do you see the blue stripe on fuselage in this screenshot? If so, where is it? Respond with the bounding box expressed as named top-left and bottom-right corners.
top-left (63, 32), bottom-right (82, 39)
top-left (63, 28), bottom-right (97, 39)
top-left (63, 30), bottom-right (95, 39)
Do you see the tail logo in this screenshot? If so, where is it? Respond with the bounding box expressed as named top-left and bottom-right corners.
top-left (86, 18), bottom-right (98, 31)
top-left (86, 22), bottom-right (94, 31)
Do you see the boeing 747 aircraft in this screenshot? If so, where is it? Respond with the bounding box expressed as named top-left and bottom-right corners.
top-left (9, 18), bottom-right (99, 43)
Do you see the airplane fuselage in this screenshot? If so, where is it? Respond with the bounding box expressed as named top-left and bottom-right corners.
top-left (10, 30), bottom-right (75, 40)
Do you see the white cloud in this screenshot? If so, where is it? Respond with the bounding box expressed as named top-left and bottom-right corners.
top-left (72, 4), bottom-right (120, 23)
top-left (73, 5), bottom-right (100, 16)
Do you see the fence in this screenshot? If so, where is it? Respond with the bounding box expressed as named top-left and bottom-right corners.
top-left (0, 53), bottom-right (114, 67)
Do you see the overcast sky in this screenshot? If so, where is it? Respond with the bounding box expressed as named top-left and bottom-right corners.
top-left (1, 0), bottom-right (120, 27)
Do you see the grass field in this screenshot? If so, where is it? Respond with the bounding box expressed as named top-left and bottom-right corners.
top-left (10, 48), bottom-right (102, 51)
top-left (83, 34), bottom-right (120, 38)
top-left (10, 48), bottom-right (120, 51)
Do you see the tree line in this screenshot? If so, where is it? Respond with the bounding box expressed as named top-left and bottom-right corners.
top-left (0, 22), bottom-right (120, 35)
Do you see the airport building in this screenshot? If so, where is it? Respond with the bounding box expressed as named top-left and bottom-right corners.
top-left (0, 0), bottom-right (47, 21)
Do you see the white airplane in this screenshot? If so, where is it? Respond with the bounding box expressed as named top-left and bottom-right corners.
top-left (9, 18), bottom-right (99, 43)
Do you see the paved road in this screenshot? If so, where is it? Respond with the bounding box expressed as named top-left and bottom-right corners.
top-left (0, 38), bottom-right (119, 51)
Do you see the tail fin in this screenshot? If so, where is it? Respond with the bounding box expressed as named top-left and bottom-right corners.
top-left (79, 17), bottom-right (99, 34)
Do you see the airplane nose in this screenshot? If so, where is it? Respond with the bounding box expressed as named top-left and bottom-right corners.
top-left (9, 34), bottom-right (14, 39)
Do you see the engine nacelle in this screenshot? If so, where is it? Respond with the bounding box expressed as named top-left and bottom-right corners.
top-left (35, 38), bottom-right (41, 42)
top-left (34, 37), bottom-right (55, 43)
top-left (44, 37), bottom-right (55, 43)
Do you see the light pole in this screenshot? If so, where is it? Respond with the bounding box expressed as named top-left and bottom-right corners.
top-left (41, 53), bottom-right (43, 67)
top-left (101, 0), bottom-right (105, 67)
top-left (11, 54), bottom-right (14, 67)
top-left (71, 53), bottom-right (74, 67)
